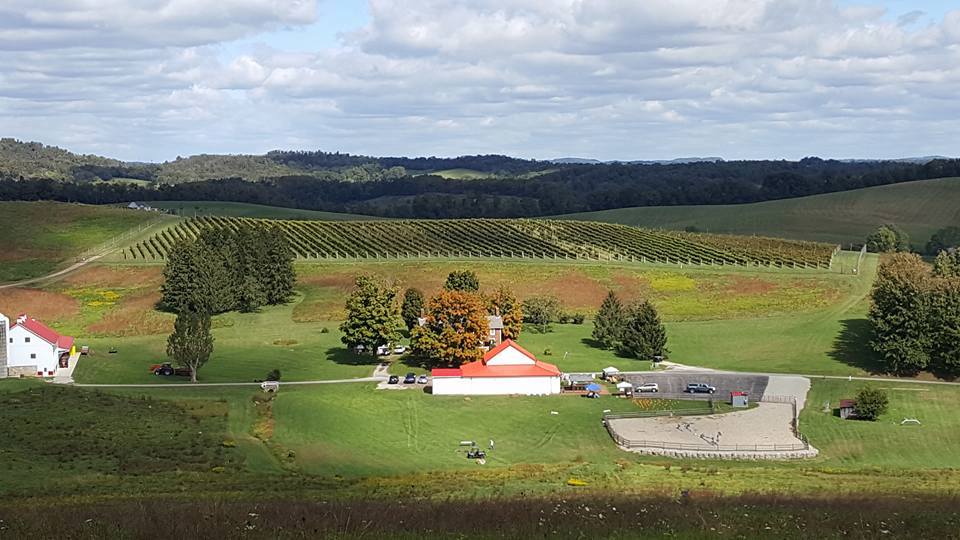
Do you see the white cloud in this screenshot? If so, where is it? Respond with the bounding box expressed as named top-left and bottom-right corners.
top-left (1, 0), bottom-right (959, 161)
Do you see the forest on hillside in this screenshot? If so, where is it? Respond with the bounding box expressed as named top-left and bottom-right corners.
top-left (2, 139), bottom-right (960, 218)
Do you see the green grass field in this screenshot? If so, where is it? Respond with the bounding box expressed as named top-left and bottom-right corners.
top-left (146, 200), bottom-right (382, 220)
top-left (556, 177), bottom-right (960, 248)
top-left (0, 201), bottom-right (154, 283)
top-left (428, 168), bottom-right (492, 179)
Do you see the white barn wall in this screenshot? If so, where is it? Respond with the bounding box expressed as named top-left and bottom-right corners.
top-left (484, 347), bottom-right (534, 366)
top-left (7, 326), bottom-right (59, 375)
top-left (433, 376), bottom-right (560, 396)
top-left (0, 313), bottom-right (8, 378)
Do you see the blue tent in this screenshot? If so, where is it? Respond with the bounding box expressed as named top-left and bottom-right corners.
top-left (585, 383), bottom-right (602, 392)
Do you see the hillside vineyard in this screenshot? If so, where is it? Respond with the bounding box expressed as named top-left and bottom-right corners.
top-left (124, 217), bottom-right (839, 269)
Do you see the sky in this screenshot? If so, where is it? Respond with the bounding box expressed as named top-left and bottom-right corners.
top-left (1, 0), bottom-right (959, 162)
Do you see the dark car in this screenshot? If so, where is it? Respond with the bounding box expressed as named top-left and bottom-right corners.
top-left (388, 375), bottom-right (399, 384)
top-left (403, 372), bottom-right (417, 384)
top-left (686, 382), bottom-right (717, 394)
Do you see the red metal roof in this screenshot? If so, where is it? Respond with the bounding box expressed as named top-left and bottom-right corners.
top-left (731, 391), bottom-right (747, 396)
top-left (431, 340), bottom-right (561, 379)
top-left (10, 316), bottom-right (74, 350)
top-left (431, 368), bottom-right (463, 377)
top-left (839, 399), bottom-right (856, 408)
top-left (482, 339), bottom-right (539, 364)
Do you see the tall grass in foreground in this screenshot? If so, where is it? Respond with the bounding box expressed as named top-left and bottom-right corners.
top-left (1, 494), bottom-right (957, 539)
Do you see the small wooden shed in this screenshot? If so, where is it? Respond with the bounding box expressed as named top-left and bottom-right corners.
top-left (839, 399), bottom-right (857, 419)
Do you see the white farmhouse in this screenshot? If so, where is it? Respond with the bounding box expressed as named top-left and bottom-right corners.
top-left (1, 313), bottom-right (75, 377)
top-left (431, 339), bottom-right (561, 396)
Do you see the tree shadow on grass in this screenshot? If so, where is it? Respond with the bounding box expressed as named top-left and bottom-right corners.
top-left (326, 347), bottom-right (380, 366)
top-left (828, 319), bottom-right (886, 374)
top-left (579, 338), bottom-right (641, 361)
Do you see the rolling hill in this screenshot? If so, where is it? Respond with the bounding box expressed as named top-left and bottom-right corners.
top-left (554, 177), bottom-right (960, 249)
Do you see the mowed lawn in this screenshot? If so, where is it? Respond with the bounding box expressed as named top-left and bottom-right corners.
top-left (802, 379), bottom-right (960, 469)
top-left (270, 383), bottom-right (706, 476)
top-left (555, 177), bottom-right (960, 247)
top-left (0, 201), bottom-right (154, 283)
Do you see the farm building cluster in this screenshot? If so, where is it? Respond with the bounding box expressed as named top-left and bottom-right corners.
top-left (431, 340), bottom-right (562, 395)
top-left (0, 312), bottom-right (76, 378)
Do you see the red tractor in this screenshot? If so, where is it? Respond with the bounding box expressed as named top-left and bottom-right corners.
top-left (149, 362), bottom-right (192, 377)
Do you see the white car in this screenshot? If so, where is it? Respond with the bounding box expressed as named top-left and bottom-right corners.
top-left (376, 345), bottom-right (391, 356)
top-left (635, 382), bottom-right (659, 393)
top-left (393, 345), bottom-right (407, 354)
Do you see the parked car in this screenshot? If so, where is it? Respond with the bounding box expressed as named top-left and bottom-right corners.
top-left (417, 374), bottom-right (428, 384)
top-left (404, 372), bottom-right (417, 384)
top-left (376, 345), bottom-right (391, 356)
top-left (686, 382), bottom-right (717, 394)
top-left (388, 375), bottom-right (399, 384)
top-left (393, 345), bottom-right (407, 354)
top-left (635, 382), bottom-right (659, 393)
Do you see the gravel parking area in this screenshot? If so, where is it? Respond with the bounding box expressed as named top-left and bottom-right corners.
top-left (621, 372), bottom-right (769, 400)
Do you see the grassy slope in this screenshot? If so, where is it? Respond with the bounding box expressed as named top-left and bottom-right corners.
top-left (145, 200), bottom-right (383, 220)
top-left (555, 177), bottom-right (960, 247)
top-left (0, 201), bottom-right (154, 283)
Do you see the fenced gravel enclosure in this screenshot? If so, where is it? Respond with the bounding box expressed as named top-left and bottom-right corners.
top-left (122, 216), bottom-right (839, 268)
top-left (604, 401), bottom-right (817, 460)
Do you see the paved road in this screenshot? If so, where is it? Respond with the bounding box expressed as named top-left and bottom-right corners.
top-left (0, 255), bottom-right (104, 290)
top-left (73, 376), bottom-right (387, 388)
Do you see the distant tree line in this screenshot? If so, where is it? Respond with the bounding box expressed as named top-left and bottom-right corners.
top-left (3, 158), bottom-right (960, 219)
top-left (869, 253), bottom-right (960, 377)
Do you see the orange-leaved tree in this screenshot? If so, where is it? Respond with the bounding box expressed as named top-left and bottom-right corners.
top-left (412, 289), bottom-right (489, 366)
top-left (485, 285), bottom-right (523, 340)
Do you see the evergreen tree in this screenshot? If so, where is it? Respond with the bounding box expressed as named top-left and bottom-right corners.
top-left (262, 226), bottom-right (296, 304)
top-left (401, 288), bottom-right (425, 330)
top-left (232, 225), bottom-right (267, 312)
top-left (411, 289), bottom-right (488, 366)
top-left (339, 275), bottom-right (403, 356)
top-left (166, 310), bottom-right (215, 383)
top-left (592, 290), bottom-right (625, 349)
top-left (618, 300), bottom-right (668, 361)
top-left (485, 286), bottom-right (523, 339)
top-left (869, 253), bottom-right (932, 374)
top-left (444, 270), bottom-right (480, 292)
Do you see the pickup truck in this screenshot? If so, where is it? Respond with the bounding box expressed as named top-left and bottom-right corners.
top-left (149, 362), bottom-right (192, 377)
top-left (685, 382), bottom-right (717, 394)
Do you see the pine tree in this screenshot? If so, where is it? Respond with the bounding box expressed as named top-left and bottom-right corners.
top-left (339, 276), bottom-right (403, 356)
top-left (166, 310), bottom-right (215, 383)
top-left (262, 226), bottom-right (296, 304)
top-left (618, 300), bottom-right (668, 361)
top-left (592, 290), bottom-right (624, 349)
top-left (401, 288), bottom-right (425, 330)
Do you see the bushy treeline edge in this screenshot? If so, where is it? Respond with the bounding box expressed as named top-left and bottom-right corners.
top-left (869, 252), bottom-right (960, 377)
top-left (160, 224), bottom-right (296, 315)
top-left (3, 156), bottom-right (960, 218)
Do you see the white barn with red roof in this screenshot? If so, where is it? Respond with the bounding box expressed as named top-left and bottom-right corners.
top-left (2, 313), bottom-right (76, 378)
top-left (431, 339), bottom-right (561, 396)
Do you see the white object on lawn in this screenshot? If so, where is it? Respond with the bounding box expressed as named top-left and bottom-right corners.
top-left (260, 381), bottom-right (279, 392)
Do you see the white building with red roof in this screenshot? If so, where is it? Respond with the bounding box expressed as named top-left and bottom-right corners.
top-left (2, 313), bottom-right (76, 378)
top-left (431, 339), bottom-right (562, 396)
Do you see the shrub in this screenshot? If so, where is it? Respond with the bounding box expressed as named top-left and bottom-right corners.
top-left (320, 327), bottom-right (330, 334)
top-left (571, 313), bottom-right (585, 324)
top-left (266, 369), bottom-right (282, 382)
top-left (854, 386), bottom-right (889, 421)
top-left (543, 348), bottom-right (553, 356)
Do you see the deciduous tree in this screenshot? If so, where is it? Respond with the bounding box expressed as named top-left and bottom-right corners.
top-left (166, 311), bottom-right (214, 383)
top-left (854, 386), bottom-right (889, 421)
top-left (522, 295), bottom-right (560, 333)
top-left (401, 288), bottom-right (425, 330)
top-left (339, 276), bottom-right (403, 356)
top-left (485, 286), bottom-right (523, 340)
top-left (411, 290), bottom-right (488, 366)
top-left (869, 253), bottom-right (932, 374)
top-left (444, 270), bottom-right (480, 292)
